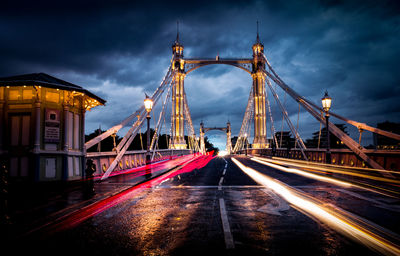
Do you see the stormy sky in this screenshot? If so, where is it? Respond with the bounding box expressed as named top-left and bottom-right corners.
top-left (1, 0), bottom-right (399, 149)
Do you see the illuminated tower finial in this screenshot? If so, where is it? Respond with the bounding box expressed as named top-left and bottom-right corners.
top-left (172, 21), bottom-right (183, 57)
top-left (176, 21), bottom-right (180, 43)
top-left (256, 20), bottom-right (260, 43)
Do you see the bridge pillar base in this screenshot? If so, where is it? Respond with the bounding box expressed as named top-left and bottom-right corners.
top-left (170, 141), bottom-right (187, 150)
top-left (252, 143), bottom-right (267, 149)
top-left (252, 136), bottom-right (267, 149)
top-left (170, 144), bottom-right (187, 150)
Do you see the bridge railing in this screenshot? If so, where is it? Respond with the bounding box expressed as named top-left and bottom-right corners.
top-left (236, 148), bottom-right (400, 171)
top-left (87, 149), bottom-right (193, 176)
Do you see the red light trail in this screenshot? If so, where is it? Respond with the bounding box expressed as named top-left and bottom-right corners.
top-left (32, 153), bottom-right (214, 236)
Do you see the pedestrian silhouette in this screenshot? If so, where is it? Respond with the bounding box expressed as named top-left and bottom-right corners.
top-left (84, 159), bottom-right (96, 197)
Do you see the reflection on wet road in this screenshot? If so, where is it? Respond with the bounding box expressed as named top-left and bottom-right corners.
top-left (233, 157), bottom-right (400, 255)
top-left (20, 155), bottom-right (400, 255)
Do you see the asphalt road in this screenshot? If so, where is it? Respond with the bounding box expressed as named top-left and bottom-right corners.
top-left (13, 155), bottom-right (400, 256)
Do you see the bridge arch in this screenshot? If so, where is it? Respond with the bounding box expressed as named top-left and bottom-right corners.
top-left (169, 35), bottom-right (268, 150)
top-left (199, 121), bottom-right (232, 154)
top-left (184, 59), bottom-right (252, 75)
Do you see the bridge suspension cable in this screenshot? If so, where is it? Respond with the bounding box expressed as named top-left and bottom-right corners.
top-left (233, 88), bottom-right (254, 153)
top-left (280, 91), bottom-right (286, 148)
top-left (150, 82), bottom-right (173, 160)
top-left (183, 91), bottom-right (200, 152)
top-left (266, 61), bottom-right (400, 142)
top-left (294, 103), bottom-right (300, 149)
top-left (265, 84), bottom-right (278, 147)
top-left (100, 65), bottom-right (176, 180)
top-left (87, 36), bottom-right (400, 180)
top-left (301, 99), bottom-right (394, 176)
top-left (85, 64), bottom-right (174, 150)
top-left (265, 77), bottom-right (308, 160)
top-left (262, 53), bottom-right (399, 171)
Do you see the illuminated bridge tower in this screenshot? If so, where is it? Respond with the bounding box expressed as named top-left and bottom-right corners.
top-left (226, 121), bottom-right (232, 154)
top-left (199, 121), bottom-right (205, 154)
top-left (251, 32), bottom-right (267, 149)
top-left (170, 33), bottom-right (187, 149)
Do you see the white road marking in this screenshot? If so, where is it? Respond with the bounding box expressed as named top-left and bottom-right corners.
top-left (222, 168), bottom-right (227, 176)
top-left (219, 198), bottom-right (235, 249)
top-left (218, 177), bottom-right (224, 190)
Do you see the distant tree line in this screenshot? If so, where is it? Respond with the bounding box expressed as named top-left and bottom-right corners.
top-left (373, 121), bottom-right (400, 150)
top-left (85, 129), bottom-right (218, 153)
top-left (304, 124), bottom-right (349, 149)
top-left (86, 121), bottom-right (400, 155)
top-left (91, 122), bottom-right (393, 152)
top-left (231, 123), bottom-right (350, 150)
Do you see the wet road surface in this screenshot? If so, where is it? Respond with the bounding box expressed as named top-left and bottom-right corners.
top-left (12, 155), bottom-right (400, 255)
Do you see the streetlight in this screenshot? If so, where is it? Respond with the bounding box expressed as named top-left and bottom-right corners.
top-left (144, 94), bottom-right (153, 169)
top-left (321, 91), bottom-right (332, 164)
top-left (244, 133), bottom-right (248, 156)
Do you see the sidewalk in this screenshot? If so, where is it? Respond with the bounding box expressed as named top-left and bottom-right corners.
top-left (2, 155), bottom-right (197, 239)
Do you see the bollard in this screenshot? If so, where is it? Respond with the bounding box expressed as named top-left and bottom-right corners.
top-left (0, 159), bottom-right (10, 225)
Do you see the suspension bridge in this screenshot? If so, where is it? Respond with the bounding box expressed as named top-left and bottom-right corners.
top-left (6, 26), bottom-right (400, 256)
top-left (85, 28), bottom-right (400, 181)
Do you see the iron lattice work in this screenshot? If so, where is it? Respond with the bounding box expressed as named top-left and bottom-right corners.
top-left (85, 31), bottom-right (400, 179)
top-left (184, 58), bottom-right (253, 74)
top-left (183, 91), bottom-right (200, 152)
top-left (261, 53), bottom-right (396, 171)
top-left (233, 88), bottom-right (254, 153)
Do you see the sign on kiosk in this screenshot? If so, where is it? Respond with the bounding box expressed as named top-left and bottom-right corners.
top-left (44, 108), bottom-right (60, 143)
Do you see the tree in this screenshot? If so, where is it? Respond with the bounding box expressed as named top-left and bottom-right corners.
top-left (86, 129), bottom-right (204, 152)
top-left (231, 136), bottom-right (239, 150)
top-left (305, 124), bottom-right (349, 149)
top-left (275, 131), bottom-right (295, 149)
top-left (204, 136), bottom-right (219, 154)
top-left (85, 129), bottom-right (121, 152)
top-left (374, 121), bottom-right (400, 150)
top-left (85, 128), bottom-right (170, 152)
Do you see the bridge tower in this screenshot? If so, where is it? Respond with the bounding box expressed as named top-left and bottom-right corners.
top-left (226, 121), bottom-right (232, 154)
top-left (170, 31), bottom-right (187, 149)
top-left (199, 121), bottom-right (232, 155)
top-left (199, 121), bottom-right (205, 154)
top-left (251, 31), bottom-right (267, 149)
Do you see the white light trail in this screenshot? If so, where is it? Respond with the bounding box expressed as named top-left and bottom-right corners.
top-left (251, 156), bottom-right (352, 188)
top-left (218, 150), bottom-right (228, 157)
top-left (232, 158), bottom-right (400, 256)
top-left (252, 156), bottom-right (399, 197)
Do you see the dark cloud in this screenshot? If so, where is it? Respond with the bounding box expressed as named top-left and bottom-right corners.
top-left (1, 0), bottom-right (399, 147)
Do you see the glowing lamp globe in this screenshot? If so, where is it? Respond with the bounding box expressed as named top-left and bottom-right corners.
top-left (144, 95), bottom-right (153, 113)
top-left (321, 91), bottom-right (332, 112)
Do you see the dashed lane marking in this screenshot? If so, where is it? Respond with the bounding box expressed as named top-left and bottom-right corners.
top-left (218, 177), bottom-right (224, 190)
top-left (219, 198), bottom-right (235, 249)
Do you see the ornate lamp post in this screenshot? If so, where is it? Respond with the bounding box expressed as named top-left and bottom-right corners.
top-left (144, 94), bottom-right (153, 166)
top-left (245, 133), bottom-right (248, 156)
top-left (321, 91), bottom-right (332, 164)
